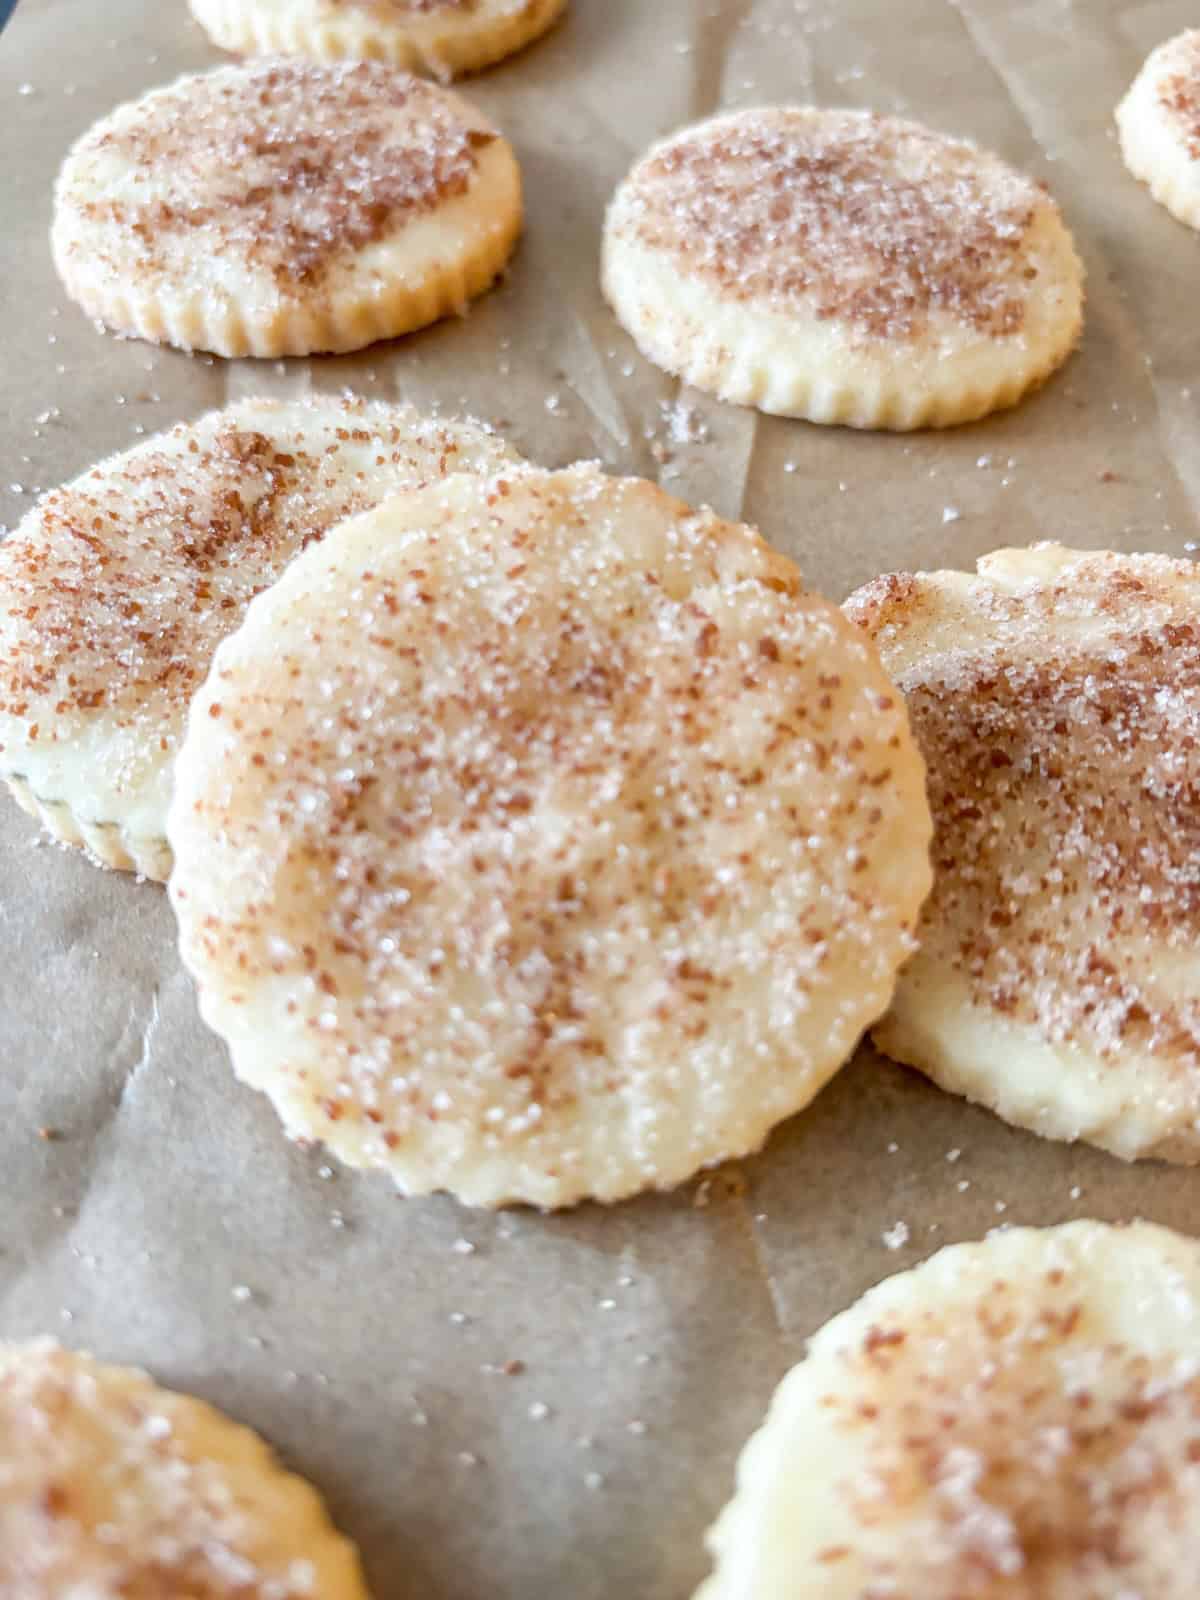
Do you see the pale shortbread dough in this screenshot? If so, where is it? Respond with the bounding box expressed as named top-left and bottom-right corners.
top-left (847, 544), bottom-right (1200, 1161)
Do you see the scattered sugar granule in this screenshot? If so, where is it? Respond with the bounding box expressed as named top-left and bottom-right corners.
top-left (882, 1220), bottom-right (910, 1251)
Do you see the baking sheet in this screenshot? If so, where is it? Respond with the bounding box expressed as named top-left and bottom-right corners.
top-left (2, 0), bottom-right (1199, 1594)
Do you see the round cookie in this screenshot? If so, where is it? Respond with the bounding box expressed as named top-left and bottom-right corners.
top-left (0, 1339), bottom-right (366, 1598)
top-left (602, 107), bottom-right (1084, 430)
top-left (0, 397), bottom-right (517, 879)
top-left (1117, 29), bottom-right (1200, 231)
top-left (52, 59), bottom-right (522, 358)
top-left (698, 1221), bottom-right (1200, 1600)
top-left (846, 544), bottom-right (1200, 1162)
top-left (167, 464), bottom-right (933, 1209)
top-left (189, 0), bottom-right (567, 80)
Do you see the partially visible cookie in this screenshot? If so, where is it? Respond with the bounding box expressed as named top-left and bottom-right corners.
top-left (602, 107), bottom-right (1084, 430)
top-left (1117, 29), bottom-right (1200, 230)
top-left (168, 464), bottom-right (932, 1209)
top-left (846, 544), bottom-right (1200, 1162)
top-left (0, 1339), bottom-right (367, 1599)
top-left (189, 0), bottom-right (567, 80)
top-left (698, 1221), bottom-right (1200, 1600)
top-left (0, 397), bottom-right (518, 879)
top-left (52, 59), bottom-right (522, 357)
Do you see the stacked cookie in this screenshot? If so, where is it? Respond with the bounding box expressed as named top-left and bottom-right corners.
top-left (0, 398), bottom-right (518, 876)
top-left (3, 5), bottom-right (1200, 1596)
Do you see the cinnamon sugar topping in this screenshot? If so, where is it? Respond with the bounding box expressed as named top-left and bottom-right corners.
top-left (849, 551), bottom-right (1200, 1075)
top-left (76, 60), bottom-right (496, 288)
top-left (622, 109), bottom-right (1046, 340)
top-left (0, 1339), bottom-right (366, 1598)
top-left (1159, 31), bottom-right (1200, 159)
top-left (830, 1240), bottom-right (1200, 1591)
top-left (703, 1225), bottom-right (1200, 1599)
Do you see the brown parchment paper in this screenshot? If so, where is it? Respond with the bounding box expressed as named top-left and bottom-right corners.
top-left (2, 1), bottom-right (1200, 1594)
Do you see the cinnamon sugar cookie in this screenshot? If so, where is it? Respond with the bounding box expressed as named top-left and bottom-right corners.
top-left (0, 1339), bottom-right (367, 1599)
top-left (846, 545), bottom-right (1200, 1162)
top-left (167, 464), bottom-right (932, 1209)
top-left (0, 397), bottom-right (517, 879)
top-left (189, 0), bottom-right (567, 80)
top-left (1117, 30), bottom-right (1200, 231)
top-left (698, 1221), bottom-right (1200, 1600)
top-left (602, 108), bottom-right (1084, 430)
top-left (52, 59), bottom-right (522, 358)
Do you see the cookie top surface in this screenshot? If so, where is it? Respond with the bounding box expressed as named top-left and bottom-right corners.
top-left (699, 1221), bottom-right (1200, 1600)
top-left (0, 1339), bottom-right (366, 1599)
top-left (846, 544), bottom-right (1200, 1159)
top-left (53, 59), bottom-right (502, 297)
top-left (1131, 28), bottom-right (1200, 159)
top-left (1155, 30), bottom-right (1200, 154)
top-left (0, 397), bottom-right (516, 851)
top-left (611, 108), bottom-right (1055, 342)
top-left (1117, 30), bottom-right (1200, 229)
top-left (168, 464), bottom-right (932, 1208)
